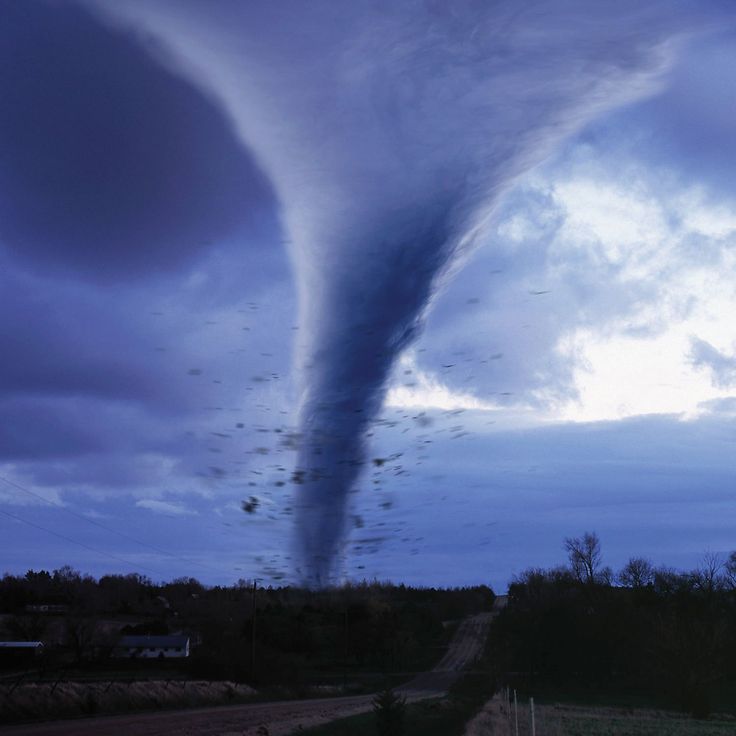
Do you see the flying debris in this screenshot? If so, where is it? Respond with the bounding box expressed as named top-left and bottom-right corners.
top-left (241, 496), bottom-right (260, 514)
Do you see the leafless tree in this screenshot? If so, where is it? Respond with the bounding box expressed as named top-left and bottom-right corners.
top-left (564, 531), bottom-right (603, 585)
top-left (618, 557), bottom-right (655, 588)
top-left (725, 551), bottom-right (736, 590)
top-left (691, 551), bottom-right (726, 594)
top-left (64, 617), bottom-right (100, 664)
top-left (6, 614), bottom-right (47, 641)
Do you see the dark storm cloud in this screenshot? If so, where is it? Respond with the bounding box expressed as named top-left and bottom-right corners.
top-left (0, 0), bottom-right (293, 498)
top-left (0, 397), bottom-right (108, 460)
top-left (573, 29), bottom-right (736, 197)
top-left (0, 275), bottom-right (171, 406)
top-left (0, 0), bottom-right (274, 280)
top-left (0, 250), bottom-right (295, 490)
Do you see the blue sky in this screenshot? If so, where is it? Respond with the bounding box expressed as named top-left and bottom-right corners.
top-left (1, 1), bottom-right (735, 591)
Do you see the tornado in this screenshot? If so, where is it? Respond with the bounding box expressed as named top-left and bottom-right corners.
top-left (91, 0), bottom-right (727, 585)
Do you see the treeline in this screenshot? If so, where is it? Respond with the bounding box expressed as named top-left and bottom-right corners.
top-left (0, 567), bottom-right (494, 691)
top-left (489, 532), bottom-right (736, 718)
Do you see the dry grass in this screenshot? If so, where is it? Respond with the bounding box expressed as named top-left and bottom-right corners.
top-left (463, 696), bottom-right (736, 736)
top-left (0, 678), bottom-right (256, 723)
top-left (464, 694), bottom-right (512, 736)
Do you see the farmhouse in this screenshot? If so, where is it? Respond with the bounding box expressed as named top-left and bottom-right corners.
top-left (0, 641), bottom-right (44, 667)
top-left (113, 634), bottom-right (190, 659)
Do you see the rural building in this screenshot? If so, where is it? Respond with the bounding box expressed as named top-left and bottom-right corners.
top-left (113, 634), bottom-right (190, 659)
top-left (0, 641), bottom-right (44, 668)
top-left (24, 603), bottom-right (69, 614)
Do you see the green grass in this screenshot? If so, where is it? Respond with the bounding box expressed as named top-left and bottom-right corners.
top-left (518, 683), bottom-right (666, 711)
top-left (515, 680), bottom-right (736, 719)
top-left (534, 704), bottom-right (736, 735)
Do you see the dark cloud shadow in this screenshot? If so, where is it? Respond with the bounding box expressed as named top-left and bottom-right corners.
top-left (0, 0), bottom-right (275, 280)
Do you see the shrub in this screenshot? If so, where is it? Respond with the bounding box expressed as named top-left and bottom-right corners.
top-left (372, 687), bottom-right (406, 736)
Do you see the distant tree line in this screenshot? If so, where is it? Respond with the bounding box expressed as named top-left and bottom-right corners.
top-left (0, 568), bottom-right (493, 692)
top-left (489, 532), bottom-right (736, 718)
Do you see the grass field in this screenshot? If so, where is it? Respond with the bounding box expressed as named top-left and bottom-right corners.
top-left (467, 696), bottom-right (736, 736)
top-left (535, 703), bottom-right (736, 735)
top-left (299, 694), bottom-right (736, 736)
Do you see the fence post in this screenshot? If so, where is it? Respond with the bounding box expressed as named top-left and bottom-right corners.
top-left (514, 689), bottom-right (519, 736)
top-left (530, 696), bottom-right (536, 736)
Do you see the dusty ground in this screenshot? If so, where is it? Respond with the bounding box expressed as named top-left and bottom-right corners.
top-left (0, 613), bottom-right (493, 736)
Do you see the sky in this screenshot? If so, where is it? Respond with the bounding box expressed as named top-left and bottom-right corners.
top-left (1, 1), bottom-right (735, 591)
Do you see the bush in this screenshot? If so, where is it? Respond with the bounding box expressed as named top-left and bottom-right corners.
top-left (372, 688), bottom-right (406, 736)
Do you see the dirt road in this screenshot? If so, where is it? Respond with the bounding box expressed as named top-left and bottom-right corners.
top-left (0, 613), bottom-right (493, 736)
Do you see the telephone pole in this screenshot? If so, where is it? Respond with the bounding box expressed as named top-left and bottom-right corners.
top-left (251, 578), bottom-right (260, 683)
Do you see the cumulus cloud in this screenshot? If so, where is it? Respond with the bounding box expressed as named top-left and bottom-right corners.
top-left (409, 112), bottom-right (736, 423)
top-left (689, 337), bottom-right (736, 388)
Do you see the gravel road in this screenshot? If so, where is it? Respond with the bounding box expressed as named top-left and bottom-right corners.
top-left (0, 613), bottom-right (493, 736)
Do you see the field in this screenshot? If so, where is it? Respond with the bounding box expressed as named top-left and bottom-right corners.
top-left (301, 693), bottom-right (736, 736)
top-left (464, 696), bottom-right (736, 736)
top-left (0, 678), bottom-right (256, 722)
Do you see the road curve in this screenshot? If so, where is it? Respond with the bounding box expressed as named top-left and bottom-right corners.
top-left (0, 613), bottom-right (493, 736)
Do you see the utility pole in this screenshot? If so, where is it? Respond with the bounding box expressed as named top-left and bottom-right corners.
top-left (343, 608), bottom-right (349, 691)
top-left (251, 578), bottom-right (259, 684)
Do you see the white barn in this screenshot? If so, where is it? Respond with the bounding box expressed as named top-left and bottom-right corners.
top-left (113, 634), bottom-right (189, 659)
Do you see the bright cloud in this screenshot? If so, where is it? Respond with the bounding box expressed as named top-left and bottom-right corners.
top-left (386, 354), bottom-right (499, 411)
top-left (482, 152), bottom-right (736, 423)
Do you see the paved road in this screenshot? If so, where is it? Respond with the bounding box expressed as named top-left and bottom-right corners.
top-left (0, 613), bottom-right (493, 736)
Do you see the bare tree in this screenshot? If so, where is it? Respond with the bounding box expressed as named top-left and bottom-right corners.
top-left (6, 614), bottom-right (47, 641)
top-left (64, 617), bottom-right (100, 664)
top-left (691, 551), bottom-right (725, 595)
top-left (726, 551), bottom-right (736, 590)
top-left (564, 531), bottom-right (603, 585)
top-left (618, 557), bottom-right (655, 588)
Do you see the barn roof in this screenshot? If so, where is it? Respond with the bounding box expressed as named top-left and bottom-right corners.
top-left (118, 635), bottom-right (189, 648)
top-left (0, 641), bottom-right (44, 648)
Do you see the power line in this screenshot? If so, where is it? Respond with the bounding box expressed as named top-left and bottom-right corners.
top-left (0, 507), bottom-right (164, 577)
top-left (0, 474), bottom-right (230, 577)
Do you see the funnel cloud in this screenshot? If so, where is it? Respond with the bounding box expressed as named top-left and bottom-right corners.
top-left (90, 0), bottom-right (729, 584)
